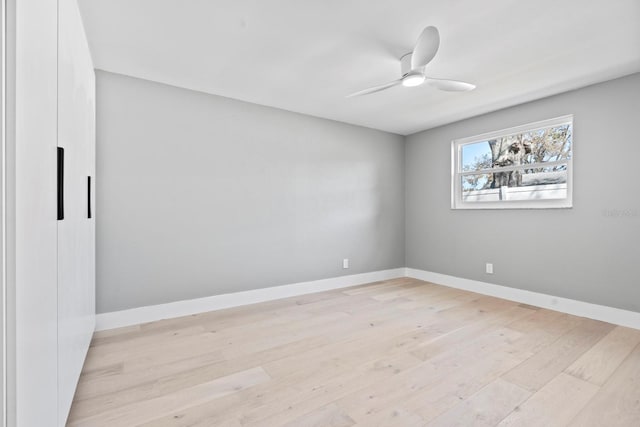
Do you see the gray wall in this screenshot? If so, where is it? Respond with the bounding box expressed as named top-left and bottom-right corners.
top-left (98, 70), bottom-right (640, 315)
top-left (406, 73), bottom-right (640, 312)
top-left (96, 71), bottom-right (405, 313)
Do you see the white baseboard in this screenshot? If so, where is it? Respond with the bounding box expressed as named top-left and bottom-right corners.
top-left (96, 267), bottom-right (640, 332)
top-left (95, 268), bottom-right (405, 331)
top-left (405, 268), bottom-right (640, 330)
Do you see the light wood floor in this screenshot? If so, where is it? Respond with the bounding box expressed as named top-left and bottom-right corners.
top-left (68, 278), bottom-right (640, 426)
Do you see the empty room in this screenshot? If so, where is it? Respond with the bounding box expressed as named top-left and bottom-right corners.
top-left (2, 0), bottom-right (640, 426)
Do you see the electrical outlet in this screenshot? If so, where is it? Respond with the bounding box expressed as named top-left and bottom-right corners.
top-left (343, 258), bottom-right (349, 269)
top-left (486, 263), bottom-right (493, 274)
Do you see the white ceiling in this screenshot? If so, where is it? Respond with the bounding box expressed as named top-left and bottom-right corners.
top-left (78, 0), bottom-right (640, 135)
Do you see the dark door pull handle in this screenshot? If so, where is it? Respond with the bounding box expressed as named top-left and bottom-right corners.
top-left (88, 176), bottom-right (92, 219)
top-left (57, 147), bottom-right (64, 220)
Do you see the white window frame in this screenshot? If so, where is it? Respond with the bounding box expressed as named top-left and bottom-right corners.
top-left (451, 115), bottom-right (573, 210)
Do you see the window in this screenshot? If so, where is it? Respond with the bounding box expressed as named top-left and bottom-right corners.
top-left (451, 115), bottom-right (573, 209)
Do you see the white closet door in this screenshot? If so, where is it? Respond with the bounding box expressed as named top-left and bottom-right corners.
top-left (13, 0), bottom-right (59, 425)
top-left (57, 0), bottom-right (96, 424)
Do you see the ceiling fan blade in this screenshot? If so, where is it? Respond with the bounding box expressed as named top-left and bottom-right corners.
top-left (346, 79), bottom-right (402, 97)
top-left (426, 78), bottom-right (476, 92)
top-left (411, 26), bottom-right (440, 69)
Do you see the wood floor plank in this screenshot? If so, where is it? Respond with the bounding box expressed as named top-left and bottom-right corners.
top-left (406, 341), bottom-right (529, 423)
top-left (85, 303), bottom-right (379, 377)
top-left (497, 373), bottom-right (599, 427)
top-left (75, 335), bottom-right (327, 402)
top-left (501, 318), bottom-right (614, 391)
top-left (149, 350), bottom-right (421, 427)
top-left (410, 305), bottom-right (534, 361)
top-left (142, 306), bottom-right (471, 426)
top-left (281, 403), bottom-right (356, 427)
top-left (568, 343), bottom-right (640, 427)
top-left (77, 302), bottom-right (405, 407)
top-left (90, 324), bottom-right (141, 344)
top-left (425, 378), bottom-right (531, 427)
top-left (395, 288), bottom-right (476, 310)
top-left (565, 325), bottom-right (640, 386)
top-left (239, 353), bottom-right (420, 426)
top-left (371, 282), bottom-right (435, 301)
top-left (69, 278), bottom-right (638, 426)
top-left (70, 336), bottom-right (330, 420)
top-left (506, 310), bottom-right (585, 355)
top-left (352, 407), bottom-right (424, 427)
top-left (507, 308), bottom-right (567, 333)
top-left (119, 320), bottom-right (433, 423)
top-left (68, 367), bottom-right (271, 426)
top-left (337, 327), bottom-right (527, 425)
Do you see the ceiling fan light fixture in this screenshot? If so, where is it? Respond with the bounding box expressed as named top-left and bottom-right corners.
top-left (402, 72), bottom-right (425, 87)
top-left (346, 26), bottom-right (476, 97)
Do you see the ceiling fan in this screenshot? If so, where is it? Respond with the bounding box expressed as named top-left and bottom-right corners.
top-left (347, 26), bottom-right (476, 97)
